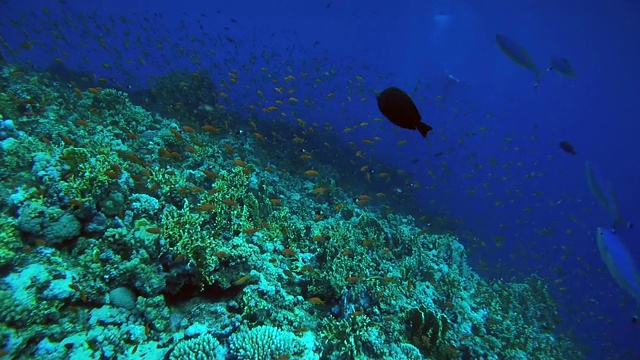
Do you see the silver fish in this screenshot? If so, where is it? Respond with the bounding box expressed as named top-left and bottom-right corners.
top-left (588, 161), bottom-right (639, 309)
top-left (198, 104), bottom-right (215, 112)
top-left (596, 227), bottom-right (640, 303)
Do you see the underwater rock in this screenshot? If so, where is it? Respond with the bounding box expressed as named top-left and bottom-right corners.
top-left (109, 286), bottom-right (137, 310)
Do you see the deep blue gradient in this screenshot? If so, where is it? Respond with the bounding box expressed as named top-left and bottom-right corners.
top-left (1, 0), bottom-right (639, 357)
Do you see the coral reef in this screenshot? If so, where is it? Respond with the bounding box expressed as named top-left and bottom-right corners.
top-left (0, 55), bottom-right (582, 360)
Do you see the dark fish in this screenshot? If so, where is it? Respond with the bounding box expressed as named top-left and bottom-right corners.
top-left (376, 87), bottom-right (433, 138)
top-left (496, 34), bottom-right (539, 73)
top-left (549, 57), bottom-right (576, 77)
top-left (495, 33), bottom-right (541, 88)
top-left (559, 140), bottom-right (576, 155)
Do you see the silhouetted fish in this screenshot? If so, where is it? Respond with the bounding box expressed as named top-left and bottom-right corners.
top-left (376, 87), bottom-right (433, 138)
top-left (585, 161), bottom-right (626, 229)
top-left (559, 140), bottom-right (576, 155)
top-left (597, 227), bottom-right (640, 304)
top-left (495, 34), bottom-right (542, 87)
top-left (549, 57), bottom-right (576, 77)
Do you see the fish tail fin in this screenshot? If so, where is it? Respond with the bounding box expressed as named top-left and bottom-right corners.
top-left (416, 122), bottom-right (433, 138)
top-left (546, 57), bottom-right (556, 72)
top-left (609, 186), bottom-right (623, 228)
top-left (534, 70), bottom-right (543, 90)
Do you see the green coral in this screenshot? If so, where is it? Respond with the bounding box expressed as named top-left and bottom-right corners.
top-left (470, 276), bottom-right (569, 359)
top-left (321, 316), bottom-right (379, 358)
top-left (94, 88), bottom-right (158, 130)
top-left (61, 147), bottom-right (90, 171)
top-left (0, 215), bottom-right (21, 267)
top-left (0, 136), bottom-right (43, 179)
top-left (59, 153), bottom-right (113, 200)
top-left (0, 91), bottom-right (15, 119)
top-left (213, 166), bottom-right (251, 200)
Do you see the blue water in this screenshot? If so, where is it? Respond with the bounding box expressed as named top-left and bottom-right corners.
top-left (1, 0), bottom-right (639, 358)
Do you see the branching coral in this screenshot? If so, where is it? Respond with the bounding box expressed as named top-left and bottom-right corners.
top-left (169, 333), bottom-right (226, 360)
top-left (321, 315), bottom-right (382, 358)
top-left (58, 153), bottom-right (115, 201)
top-left (229, 325), bottom-right (305, 360)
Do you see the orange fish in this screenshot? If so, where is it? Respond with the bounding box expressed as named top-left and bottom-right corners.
top-left (234, 275), bottom-right (251, 285)
top-left (215, 251), bottom-right (229, 259)
top-left (170, 129), bottom-right (184, 140)
top-left (282, 248), bottom-right (297, 256)
top-left (311, 187), bottom-right (328, 195)
top-left (308, 297), bottom-right (325, 305)
top-left (146, 227), bottom-right (162, 234)
top-left (222, 199), bottom-right (238, 207)
top-left (203, 169), bottom-right (219, 179)
top-left (198, 204), bottom-right (216, 211)
top-left (201, 125), bottom-right (220, 133)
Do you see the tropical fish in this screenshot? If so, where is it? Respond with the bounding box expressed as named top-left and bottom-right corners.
top-left (559, 140), bottom-right (576, 155)
top-left (587, 162), bottom-right (639, 316)
top-left (495, 34), bottom-right (542, 88)
top-left (549, 57), bottom-right (576, 77)
top-left (585, 161), bottom-right (623, 228)
top-left (198, 104), bottom-right (215, 112)
top-left (596, 227), bottom-right (640, 304)
top-left (376, 87), bottom-right (433, 138)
